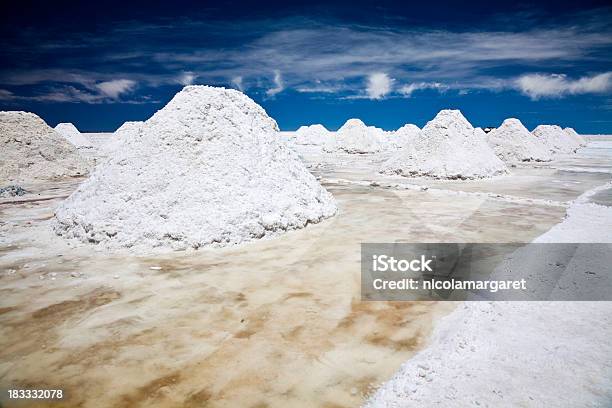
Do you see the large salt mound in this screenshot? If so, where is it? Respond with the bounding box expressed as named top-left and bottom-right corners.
top-left (381, 110), bottom-right (508, 179)
top-left (54, 86), bottom-right (337, 251)
top-left (487, 118), bottom-right (552, 163)
top-left (294, 124), bottom-right (330, 145)
top-left (54, 122), bottom-right (93, 148)
top-left (532, 125), bottom-right (580, 155)
top-left (563, 127), bottom-right (587, 147)
top-left (324, 119), bottom-right (383, 153)
top-left (0, 112), bottom-right (90, 183)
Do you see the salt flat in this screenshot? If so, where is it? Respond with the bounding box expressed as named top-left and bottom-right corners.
top-left (0, 135), bottom-right (610, 407)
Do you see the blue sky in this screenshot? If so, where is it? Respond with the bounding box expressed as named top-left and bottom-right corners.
top-left (1, 0), bottom-right (611, 132)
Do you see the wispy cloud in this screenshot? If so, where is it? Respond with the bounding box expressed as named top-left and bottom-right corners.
top-left (231, 76), bottom-right (244, 91)
top-left (1, 10), bottom-right (611, 102)
top-left (177, 71), bottom-right (197, 85)
top-left (95, 79), bottom-right (136, 99)
top-left (400, 81), bottom-right (448, 97)
top-left (266, 70), bottom-right (284, 97)
top-left (515, 72), bottom-right (612, 99)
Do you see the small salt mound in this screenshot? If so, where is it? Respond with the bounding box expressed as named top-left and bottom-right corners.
top-left (54, 86), bottom-right (337, 251)
top-left (0, 112), bottom-right (90, 183)
top-left (381, 110), bottom-right (508, 180)
top-left (563, 127), bottom-right (587, 147)
top-left (324, 119), bottom-right (383, 153)
top-left (532, 125), bottom-right (580, 155)
top-left (388, 124), bottom-right (420, 149)
top-left (294, 124), bottom-right (330, 145)
top-left (487, 118), bottom-right (552, 163)
top-left (54, 122), bottom-right (93, 148)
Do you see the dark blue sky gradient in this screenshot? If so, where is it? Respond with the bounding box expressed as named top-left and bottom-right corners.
top-left (1, 0), bottom-right (611, 132)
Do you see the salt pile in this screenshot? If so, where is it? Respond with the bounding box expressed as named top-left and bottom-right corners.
top-left (324, 119), bottom-right (383, 153)
top-left (54, 122), bottom-right (93, 148)
top-left (532, 125), bottom-right (580, 155)
top-left (563, 127), bottom-right (587, 147)
top-left (487, 118), bottom-right (552, 162)
top-left (389, 124), bottom-right (420, 149)
top-left (381, 110), bottom-right (508, 179)
top-left (54, 86), bottom-right (337, 251)
top-left (98, 121), bottom-right (144, 154)
top-left (294, 124), bottom-right (330, 145)
top-left (0, 111), bottom-right (90, 183)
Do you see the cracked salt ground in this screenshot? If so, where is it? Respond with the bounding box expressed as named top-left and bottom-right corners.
top-left (1, 132), bottom-right (610, 407)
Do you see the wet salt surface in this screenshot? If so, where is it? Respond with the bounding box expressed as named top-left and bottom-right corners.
top-left (1, 138), bottom-right (610, 407)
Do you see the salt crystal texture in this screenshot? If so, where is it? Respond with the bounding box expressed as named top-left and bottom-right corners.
top-left (0, 112), bottom-right (90, 183)
top-left (54, 86), bottom-right (337, 251)
top-left (324, 119), bottom-right (383, 153)
top-left (54, 122), bottom-right (93, 148)
top-left (487, 118), bottom-right (552, 162)
top-left (389, 124), bottom-right (420, 149)
top-left (101, 121), bottom-right (144, 154)
top-left (294, 124), bottom-right (330, 145)
top-left (532, 125), bottom-right (580, 155)
top-left (563, 127), bottom-right (587, 147)
top-left (382, 110), bottom-right (508, 179)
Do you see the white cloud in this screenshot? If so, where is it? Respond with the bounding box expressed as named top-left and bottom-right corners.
top-left (95, 79), bottom-right (136, 99)
top-left (400, 82), bottom-right (448, 96)
top-left (266, 70), bottom-right (284, 96)
top-left (366, 73), bottom-right (393, 99)
top-left (232, 75), bottom-right (244, 91)
top-left (0, 89), bottom-right (14, 100)
top-left (516, 72), bottom-right (612, 99)
top-left (178, 71), bottom-right (196, 85)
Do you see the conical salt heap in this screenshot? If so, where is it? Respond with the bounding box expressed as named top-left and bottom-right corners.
top-left (389, 124), bottom-right (420, 149)
top-left (294, 124), bottom-right (330, 146)
top-left (54, 122), bottom-right (93, 148)
top-left (325, 119), bottom-right (383, 153)
top-left (382, 110), bottom-right (508, 179)
top-left (54, 86), bottom-right (337, 251)
top-left (0, 112), bottom-right (90, 183)
top-left (532, 125), bottom-right (580, 155)
top-left (487, 118), bottom-right (552, 163)
top-left (563, 127), bottom-right (587, 147)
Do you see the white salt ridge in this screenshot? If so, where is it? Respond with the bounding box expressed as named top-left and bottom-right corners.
top-left (487, 118), bottom-right (552, 162)
top-left (324, 119), bottom-right (384, 153)
top-left (0, 112), bottom-right (90, 183)
top-left (532, 125), bottom-right (580, 155)
top-left (294, 124), bottom-right (330, 145)
top-left (382, 110), bottom-right (508, 179)
top-left (101, 121), bottom-right (144, 154)
top-left (366, 183), bottom-right (612, 408)
top-left (563, 127), bottom-right (587, 147)
top-left (389, 124), bottom-right (420, 149)
top-left (54, 122), bottom-right (93, 148)
top-left (54, 86), bottom-right (337, 252)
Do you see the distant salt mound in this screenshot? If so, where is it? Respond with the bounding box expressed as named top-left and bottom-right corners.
top-left (54, 86), bottom-right (337, 251)
top-left (563, 127), bottom-right (587, 147)
top-left (533, 125), bottom-right (580, 155)
top-left (324, 119), bottom-right (383, 153)
top-left (381, 110), bottom-right (508, 180)
top-left (487, 118), bottom-right (552, 163)
top-left (54, 122), bottom-right (93, 148)
top-left (388, 124), bottom-right (420, 149)
top-left (0, 112), bottom-right (90, 183)
top-left (294, 124), bottom-right (330, 146)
